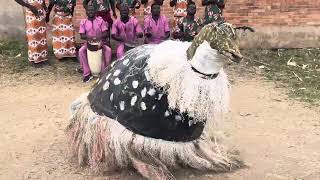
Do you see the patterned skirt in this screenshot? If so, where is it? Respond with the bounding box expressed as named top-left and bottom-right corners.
top-left (52, 14), bottom-right (76, 59)
top-left (25, 9), bottom-right (48, 63)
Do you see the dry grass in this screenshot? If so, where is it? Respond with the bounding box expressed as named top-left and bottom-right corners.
top-left (243, 48), bottom-right (320, 106)
top-left (0, 39), bottom-right (29, 73)
top-left (0, 40), bottom-right (82, 87)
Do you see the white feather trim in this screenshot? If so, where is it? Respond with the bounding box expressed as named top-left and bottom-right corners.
top-left (147, 40), bottom-right (231, 123)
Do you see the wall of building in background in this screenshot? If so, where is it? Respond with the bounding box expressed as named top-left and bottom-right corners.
top-left (0, 1), bottom-right (25, 40)
top-left (73, 0), bottom-right (320, 27)
top-left (2, 0), bottom-right (320, 48)
top-left (72, 0), bottom-right (320, 48)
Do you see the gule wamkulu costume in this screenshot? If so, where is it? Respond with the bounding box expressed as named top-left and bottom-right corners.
top-left (66, 22), bottom-right (251, 179)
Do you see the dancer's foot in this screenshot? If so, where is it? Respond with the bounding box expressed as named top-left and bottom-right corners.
top-left (83, 74), bottom-right (93, 83)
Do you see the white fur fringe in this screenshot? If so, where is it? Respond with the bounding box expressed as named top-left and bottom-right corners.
top-left (66, 94), bottom-right (241, 179)
top-left (147, 41), bottom-right (230, 124)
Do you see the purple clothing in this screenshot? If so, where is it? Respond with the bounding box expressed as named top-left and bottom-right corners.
top-left (143, 15), bottom-right (170, 44)
top-left (79, 17), bottom-right (111, 77)
top-left (115, 44), bottom-right (125, 59)
top-left (79, 44), bottom-right (112, 77)
top-left (111, 16), bottom-right (143, 59)
top-left (79, 17), bottom-right (108, 38)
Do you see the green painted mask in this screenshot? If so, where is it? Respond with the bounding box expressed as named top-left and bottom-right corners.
top-left (187, 22), bottom-right (243, 63)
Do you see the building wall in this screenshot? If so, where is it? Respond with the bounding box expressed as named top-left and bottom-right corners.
top-left (0, 1), bottom-right (25, 40)
top-left (73, 0), bottom-right (320, 27)
top-left (71, 0), bottom-right (320, 48)
top-left (223, 0), bottom-right (320, 48)
top-left (1, 0), bottom-right (320, 48)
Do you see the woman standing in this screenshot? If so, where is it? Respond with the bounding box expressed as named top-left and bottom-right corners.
top-left (15, 0), bottom-right (49, 66)
top-left (46, 0), bottom-right (77, 60)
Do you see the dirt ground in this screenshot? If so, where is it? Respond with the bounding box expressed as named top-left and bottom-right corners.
top-left (0, 65), bottom-right (320, 180)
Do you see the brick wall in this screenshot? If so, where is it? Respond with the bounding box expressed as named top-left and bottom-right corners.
top-left (0, 1), bottom-right (25, 39)
top-left (63, 0), bottom-right (320, 48)
top-left (224, 0), bottom-right (320, 26)
top-left (72, 0), bottom-right (320, 28)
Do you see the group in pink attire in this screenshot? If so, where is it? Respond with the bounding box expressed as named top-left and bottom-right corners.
top-left (79, 5), bottom-right (112, 82)
top-left (111, 4), bottom-right (143, 59)
top-left (79, 2), bottom-right (170, 82)
top-left (143, 4), bottom-right (170, 44)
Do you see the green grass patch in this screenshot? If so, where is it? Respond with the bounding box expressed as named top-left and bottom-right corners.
top-left (243, 48), bottom-right (320, 105)
top-left (0, 40), bottom-right (29, 73)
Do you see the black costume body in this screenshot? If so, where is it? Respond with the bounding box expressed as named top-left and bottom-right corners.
top-left (88, 45), bottom-right (204, 142)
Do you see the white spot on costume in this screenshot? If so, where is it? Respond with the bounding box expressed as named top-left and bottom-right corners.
top-left (110, 93), bottom-right (114, 101)
top-left (131, 95), bottom-right (137, 106)
top-left (147, 88), bottom-right (156, 96)
top-left (114, 78), bottom-right (121, 85)
top-left (164, 110), bottom-right (170, 117)
top-left (123, 59), bottom-right (129, 65)
top-left (141, 102), bottom-right (147, 110)
top-left (132, 81), bottom-right (139, 88)
top-left (113, 70), bottom-right (121, 76)
top-left (120, 101), bottom-right (125, 111)
top-left (103, 81), bottom-right (110, 91)
top-left (141, 87), bottom-right (147, 97)
top-left (175, 115), bottom-right (182, 121)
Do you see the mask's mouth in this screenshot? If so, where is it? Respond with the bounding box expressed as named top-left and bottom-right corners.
top-left (220, 50), bottom-right (243, 63)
